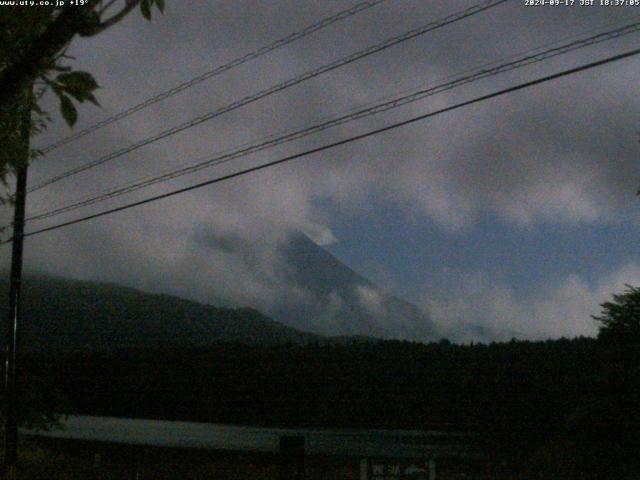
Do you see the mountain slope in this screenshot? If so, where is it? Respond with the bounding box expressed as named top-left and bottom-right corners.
top-left (0, 275), bottom-right (323, 351)
top-left (271, 234), bottom-right (438, 340)
top-left (0, 233), bottom-right (439, 349)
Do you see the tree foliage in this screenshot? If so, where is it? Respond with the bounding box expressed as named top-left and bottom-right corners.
top-left (0, 0), bottom-right (165, 430)
top-left (593, 284), bottom-right (640, 344)
top-left (0, 0), bottom-right (164, 186)
top-left (7, 275), bottom-right (640, 476)
top-left (23, 336), bottom-right (640, 477)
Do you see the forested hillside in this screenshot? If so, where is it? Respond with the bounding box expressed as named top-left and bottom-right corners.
top-left (6, 275), bottom-right (640, 476)
top-left (0, 274), bottom-right (324, 350)
top-left (22, 339), bottom-right (640, 449)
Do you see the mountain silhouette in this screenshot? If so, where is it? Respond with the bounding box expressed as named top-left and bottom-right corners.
top-left (0, 275), bottom-right (327, 351)
top-left (270, 233), bottom-right (439, 341)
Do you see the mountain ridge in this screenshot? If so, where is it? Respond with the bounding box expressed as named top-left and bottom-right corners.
top-left (272, 233), bottom-right (439, 340)
top-left (0, 273), bottom-right (379, 351)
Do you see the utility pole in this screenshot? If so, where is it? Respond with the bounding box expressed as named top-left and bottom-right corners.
top-left (3, 87), bottom-right (31, 480)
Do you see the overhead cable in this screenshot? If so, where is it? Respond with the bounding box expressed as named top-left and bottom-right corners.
top-left (38, 0), bottom-right (388, 154)
top-left (25, 20), bottom-right (640, 223)
top-left (11, 46), bottom-right (640, 242)
top-left (29, 0), bottom-right (508, 192)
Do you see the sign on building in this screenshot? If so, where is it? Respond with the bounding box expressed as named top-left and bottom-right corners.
top-left (360, 458), bottom-right (436, 480)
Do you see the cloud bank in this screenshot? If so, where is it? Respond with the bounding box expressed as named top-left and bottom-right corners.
top-left (0, 1), bottom-right (638, 341)
top-left (427, 263), bottom-right (640, 342)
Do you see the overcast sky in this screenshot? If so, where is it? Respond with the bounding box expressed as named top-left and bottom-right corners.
top-left (3, 0), bottom-right (640, 341)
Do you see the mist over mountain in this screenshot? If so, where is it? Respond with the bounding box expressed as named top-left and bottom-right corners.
top-left (271, 233), bottom-right (440, 341)
top-left (0, 232), bottom-right (485, 348)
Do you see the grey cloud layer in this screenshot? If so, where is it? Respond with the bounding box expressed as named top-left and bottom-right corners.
top-left (3, 1), bottom-right (640, 339)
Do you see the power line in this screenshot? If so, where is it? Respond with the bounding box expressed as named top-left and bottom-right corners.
top-left (25, 20), bottom-right (640, 221)
top-left (11, 46), bottom-right (640, 243)
top-left (24, 20), bottom-right (640, 223)
top-left (28, 11), bottom-right (640, 220)
top-left (28, 0), bottom-right (508, 193)
top-left (38, 0), bottom-right (388, 154)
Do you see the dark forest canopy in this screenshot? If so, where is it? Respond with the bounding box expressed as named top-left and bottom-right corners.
top-left (5, 274), bottom-right (640, 477)
top-left (21, 337), bottom-right (639, 431)
top-left (19, 337), bottom-right (640, 477)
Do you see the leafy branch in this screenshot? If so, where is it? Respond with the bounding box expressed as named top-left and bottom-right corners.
top-left (0, 0), bottom-right (165, 190)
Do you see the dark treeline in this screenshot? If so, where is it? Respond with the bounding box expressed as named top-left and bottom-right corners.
top-left (14, 337), bottom-right (640, 476)
top-left (19, 338), bottom-right (639, 432)
top-left (19, 338), bottom-right (636, 427)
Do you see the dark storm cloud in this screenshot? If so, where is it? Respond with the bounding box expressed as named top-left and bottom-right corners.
top-left (3, 0), bottom-right (640, 339)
